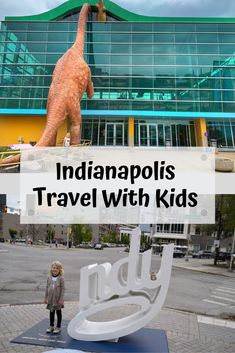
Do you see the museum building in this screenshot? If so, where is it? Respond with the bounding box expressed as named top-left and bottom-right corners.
top-left (0, 0), bottom-right (235, 148)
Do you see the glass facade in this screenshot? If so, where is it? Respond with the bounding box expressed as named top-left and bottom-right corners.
top-left (207, 119), bottom-right (235, 147)
top-left (81, 117), bottom-right (128, 146)
top-left (134, 119), bottom-right (196, 147)
top-left (0, 9), bottom-right (235, 148)
top-left (1, 21), bottom-right (235, 112)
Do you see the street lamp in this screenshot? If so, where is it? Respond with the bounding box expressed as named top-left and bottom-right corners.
top-left (228, 229), bottom-right (235, 272)
top-left (67, 225), bottom-right (71, 249)
top-left (214, 195), bottom-right (224, 266)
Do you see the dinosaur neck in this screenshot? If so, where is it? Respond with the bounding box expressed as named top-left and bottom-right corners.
top-left (74, 3), bottom-right (90, 56)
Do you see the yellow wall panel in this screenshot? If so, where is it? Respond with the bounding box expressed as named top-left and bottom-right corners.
top-left (194, 118), bottom-right (208, 147)
top-left (128, 116), bottom-right (134, 146)
top-left (0, 115), bottom-right (67, 146)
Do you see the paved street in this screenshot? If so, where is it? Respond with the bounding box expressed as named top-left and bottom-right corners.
top-left (0, 243), bottom-right (235, 318)
top-left (0, 243), bottom-right (235, 353)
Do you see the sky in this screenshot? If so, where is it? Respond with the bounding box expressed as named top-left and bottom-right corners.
top-left (1, 0), bottom-right (235, 20)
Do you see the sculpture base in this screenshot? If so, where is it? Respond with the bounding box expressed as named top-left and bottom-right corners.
top-left (12, 319), bottom-right (169, 352)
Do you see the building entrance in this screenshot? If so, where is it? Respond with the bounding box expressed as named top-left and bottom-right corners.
top-left (105, 122), bottom-right (124, 146)
top-left (138, 122), bottom-right (194, 147)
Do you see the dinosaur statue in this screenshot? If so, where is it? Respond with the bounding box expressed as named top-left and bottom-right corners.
top-left (96, 0), bottom-right (107, 22)
top-left (0, 3), bottom-right (94, 165)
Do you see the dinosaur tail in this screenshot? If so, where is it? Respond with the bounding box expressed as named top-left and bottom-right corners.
top-left (74, 3), bottom-right (90, 56)
top-left (0, 153), bottom-right (20, 166)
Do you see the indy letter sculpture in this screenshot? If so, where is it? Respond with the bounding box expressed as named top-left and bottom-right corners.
top-left (67, 227), bottom-right (174, 341)
top-left (0, 3), bottom-right (94, 165)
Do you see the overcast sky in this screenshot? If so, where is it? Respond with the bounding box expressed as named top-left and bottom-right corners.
top-left (1, 0), bottom-right (235, 21)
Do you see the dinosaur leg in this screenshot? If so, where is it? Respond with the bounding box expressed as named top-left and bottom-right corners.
top-left (68, 104), bottom-right (82, 146)
top-left (0, 153), bottom-right (20, 165)
top-left (49, 132), bottom-right (57, 146)
top-left (86, 69), bottom-right (94, 99)
top-left (86, 79), bottom-right (94, 99)
top-left (36, 106), bottom-right (66, 147)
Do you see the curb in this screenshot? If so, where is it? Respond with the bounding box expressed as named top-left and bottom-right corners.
top-left (172, 264), bottom-right (235, 277)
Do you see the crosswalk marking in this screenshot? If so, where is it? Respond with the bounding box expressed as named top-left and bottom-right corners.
top-left (210, 295), bottom-right (235, 303)
top-left (218, 286), bottom-right (235, 292)
top-left (203, 284), bottom-right (235, 308)
top-left (215, 288), bottom-right (235, 294)
top-left (197, 315), bottom-right (235, 329)
top-left (212, 291), bottom-right (234, 297)
top-left (203, 299), bottom-right (228, 306)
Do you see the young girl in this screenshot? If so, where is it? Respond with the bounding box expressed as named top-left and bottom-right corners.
top-left (44, 261), bottom-right (65, 334)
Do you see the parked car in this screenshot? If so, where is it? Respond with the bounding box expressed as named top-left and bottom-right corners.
top-left (102, 243), bottom-right (110, 248)
top-left (94, 243), bottom-right (103, 250)
top-left (192, 250), bottom-right (214, 259)
top-left (160, 249), bottom-right (185, 258)
top-left (0, 237), bottom-right (5, 243)
top-left (217, 252), bottom-right (232, 262)
top-left (15, 238), bottom-right (26, 243)
top-left (139, 245), bottom-right (151, 253)
top-left (173, 249), bottom-right (185, 258)
top-left (79, 242), bottom-right (90, 248)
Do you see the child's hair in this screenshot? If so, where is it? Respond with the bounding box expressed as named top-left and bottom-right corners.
top-left (49, 260), bottom-right (64, 275)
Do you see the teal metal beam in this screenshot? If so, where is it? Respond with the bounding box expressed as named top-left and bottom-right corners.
top-left (1, 109), bottom-right (235, 119)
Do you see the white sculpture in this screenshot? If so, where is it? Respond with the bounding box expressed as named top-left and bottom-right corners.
top-left (67, 227), bottom-right (174, 341)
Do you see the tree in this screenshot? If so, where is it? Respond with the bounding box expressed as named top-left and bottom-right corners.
top-left (25, 224), bottom-right (46, 243)
top-left (213, 195), bottom-right (224, 265)
top-left (222, 195), bottom-right (235, 233)
top-left (196, 195), bottom-right (235, 265)
top-left (102, 230), bottom-right (119, 244)
top-left (71, 224), bottom-right (83, 245)
top-left (110, 230), bottom-right (119, 243)
top-left (47, 226), bottom-right (55, 244)
top-left (71, 224), bottom-right (92, 245)
top-left (141, 234), bottom-right (151, 250)
top-left (82, 227), bottom-right (92, 243)
top-left (9, 228), bottom-right (17, 241)
top-left (102, 233), bottom-right (111, 243)
top-left (121, 233), bottom-right (130, 245)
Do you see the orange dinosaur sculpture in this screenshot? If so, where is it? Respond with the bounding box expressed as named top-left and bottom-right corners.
top-left (96, 0), bottom-right (107, 22)
top-left (0, 3), bottom-right (93, 165)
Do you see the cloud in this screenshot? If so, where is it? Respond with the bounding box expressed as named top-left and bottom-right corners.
top-left (0, 0), bottom-right (235, 20)
top-left (0, 0), bottom-right (64, 20)
top-left (113, 0), bottom-right (235, 17)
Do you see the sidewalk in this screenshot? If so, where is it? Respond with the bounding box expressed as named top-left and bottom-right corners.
top-left (172, 257), bottom-right (235, 278)
top-left (0, 302), bottom-right (234, 353)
